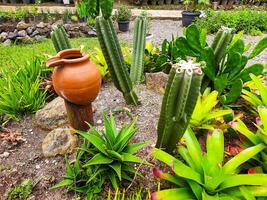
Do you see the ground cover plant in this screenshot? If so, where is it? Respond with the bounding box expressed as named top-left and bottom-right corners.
top-left (194, 8), bottom-right (267, 35)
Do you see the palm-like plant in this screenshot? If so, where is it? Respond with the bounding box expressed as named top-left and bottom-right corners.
top-left (231, 106), bottom-right (267, 172)
top-left (151, 128), bottom-right (267, 200)
top-left (77, 113), bottom-right (149, 189)
top-left (242, 74), bottom-right (267, 108)
top-left (190, 88), bottom-right (233, 130)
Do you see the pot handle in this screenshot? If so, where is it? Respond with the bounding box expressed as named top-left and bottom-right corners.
top-left (46, 56), bottom-right (64, 67)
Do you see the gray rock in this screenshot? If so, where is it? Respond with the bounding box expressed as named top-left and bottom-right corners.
top-left (3, 39), bottom-right (11, 46)
top-left (36, 22), bottom-right (46, 28)
top-left (17, 30), bottom-right (27, 37)
top-left (34, 35), bottom-right (46, 42)
top-left (16, 35), bottom-right (34, 44)
top-left (0, 32), bottom-right (8, 42)
top-left (7, 31), bottom-right (17, 39)
top-left (36, 27), bottom-right (50, 35)
top-left (35, 97), bottom-right (68, 130)
top-left (42, 128), bottom-right (78, 157)
top-left (30, 29), bottom-right (39, 37)
top-left (26, 26), bottom-right (34, 35)
top-left (146, 72), bottom-right (168, 93)
top-left (16, 21), bottom-right (29, 30)
top-left (88, 30), bottom-right (97, 37)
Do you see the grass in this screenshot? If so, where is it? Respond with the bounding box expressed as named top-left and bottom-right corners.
top-left (0, 37), bottom-right (99, 68)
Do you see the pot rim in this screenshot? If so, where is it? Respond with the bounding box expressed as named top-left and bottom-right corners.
top-left (57, 48), bottom-right (89, 64)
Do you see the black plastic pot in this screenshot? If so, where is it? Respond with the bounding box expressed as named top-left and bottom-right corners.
top-left (118, 21), bottom-right (130, 32)
top-left (173, 0), bottom-right (179, 4)
top-left (10, 0), bottom-right (16, 3)
top-left (182, 11), bottom-right (201, 27)
top-left (165, 0), bottom-right (172, 4)
top-left (158, 0), bottom-right (164, 4)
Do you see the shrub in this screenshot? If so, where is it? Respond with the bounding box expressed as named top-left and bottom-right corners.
top-left (114, 5), bottom-right (132, 21)
top-left (151, 128), bottom-right (267, 199)
top-left (0, 56), bottom-right (48, 119)
top-left (194, 8), bottom-right (267, 35)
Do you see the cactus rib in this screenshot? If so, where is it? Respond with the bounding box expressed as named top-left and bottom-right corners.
top-left (51, 24), bottom-right (71, 52)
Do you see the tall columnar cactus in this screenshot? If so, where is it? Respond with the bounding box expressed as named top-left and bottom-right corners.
top-left (51, 24), bottom-right (72, 53)
top-left (95, 16), bottom-right (139, 105)
top-left (156, 60), bottom-right (204, 153)
top-left (130, 16), bottom-right (147, 83)
top-left (211, 27), bottom-right (233, 67)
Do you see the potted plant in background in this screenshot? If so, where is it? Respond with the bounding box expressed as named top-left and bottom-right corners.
top-left (114, 5), bottom-right (132, 32)
top-left (182, 0), bottom-right (209, 26)
top-left (140, 11), bottom-right (153, 40)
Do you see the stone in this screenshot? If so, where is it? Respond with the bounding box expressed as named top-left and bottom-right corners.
top-left (88, 30), bottom-right (97, 37)
top-left (16, 21), bottom-right (30, 30)
top-left (146, 72), bottom-right (168, 93)
top-left (17, 30), bottom-right (27, 37)
top-left (34, 35), bottom-right (46, 42)
top-left (0, 32), bottom-right (8, 42)
top-left (7, 31), bottom-right (17, 39)
top-left (3, 39), bottom-right (11, 46)
top-left (30, 29), bottom-right (39, 37)
top-left (26, 26), bottom-right (34, 35)
top-left (42, 128), bottom-right (78, 157)
top-left (35, 97), bottom-right (68, 130)
top-left (16, 35), bottom-right (33, 44)
top-left (36, 27), bottom-right (50, 35)
top-left (36, 22), bottom-right (46, 28)
top-left (0, 152), bottom-right (10, 158)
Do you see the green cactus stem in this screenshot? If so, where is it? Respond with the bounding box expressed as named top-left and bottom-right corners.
top-left (51, 24), bottom-right (72, 53)
top-left (156, 60), bottom-right (204, 153)
top-left (130, 16), bottom-right (147, 83)
top-left (95, 16), bottom-right (139, 105)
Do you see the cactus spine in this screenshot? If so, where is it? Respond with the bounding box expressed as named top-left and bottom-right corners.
top-left (130, 16), bottom-right (147, 83)
top-left (95, 16), bottom-right (139, 105)
top-left (51, 24), bottom-right (72, 52)
top-left (156, 60), bottom-right (203, 153)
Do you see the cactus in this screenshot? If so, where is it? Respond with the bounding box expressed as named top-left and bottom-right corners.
top-left (130, 16), bottom-right (147, 83)
top-left (95, 16), bottom-right (139, 105)
top-left (51, 24), bottom-right (72, 53)
top-left (211, 27), bottom-right (233, 67)
top-left (156, 60), bottom-right (203, 153)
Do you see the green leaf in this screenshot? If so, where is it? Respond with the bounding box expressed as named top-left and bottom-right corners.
top-left (109, 171), bottom-right (119, 189)
top-left (50, 179), bottom-right (73, 190)
top-left (83, 153), bottom-right (113, 167)
top-left (248, 37), bottom-right (267, 59)
top-left (186, 24), bottom-right (202, 52)
top-left (100, 0), bottom-right (114, 19)
top-left (250, 74), bottom-right (267, 106)
top-left (201, 47), bottom-right (216, 80)
top-left (125, 142), bottom-right (149, 154)
top-left (102, 112), bottom-right (116, 145)
top-left (121, 152), bottom-right (149, 165)
top-left (200, 29), bottom-right (207, 49)
top-left (110, 163), bottom-right (122, 181)
top-left (223, 143), bottom-right (266, 174)
top-left (239, 64), bottom-right (264, 83)
top-left (175, 37), bottom-right (200, 57)
top-left (150, 188), bottom-right (194, 200)
top-left (220, 79), bottom-right (243, 105)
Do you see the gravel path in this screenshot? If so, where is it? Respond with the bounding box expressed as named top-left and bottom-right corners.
top-left (118, 20), bottom-right (267, 65)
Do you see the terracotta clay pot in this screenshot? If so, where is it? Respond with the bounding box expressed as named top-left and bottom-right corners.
top-left (46, 48), bottom-right (101, 105)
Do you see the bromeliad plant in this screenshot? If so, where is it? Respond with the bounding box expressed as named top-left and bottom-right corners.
top-left (151, 128), bottom-right (267, 200)
top-left (231, 106), bottom-right (267, 172)
top-left (156, 60), bottom-right (203, 153)
top-left (190, 88), bottom-right (233, 130)
top-left (242, 74), bottom-right (267, 108)
top-left (90, 47), bottom-right (110, 78)
top-left (51, 113), bottom-right (149, 198)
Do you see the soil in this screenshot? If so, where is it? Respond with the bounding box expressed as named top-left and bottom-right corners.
top-left (0, 83), bottom-right (162, 200)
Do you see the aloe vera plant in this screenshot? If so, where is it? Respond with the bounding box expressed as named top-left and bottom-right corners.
top-left (164, 25), bottom-right (266, 104)
top-left (190, 88), bottom-right (233, 130)
top-left (95, 16), bottom-right (139, 105)
top-left (156, 60), bottom-right (203, 153)
top-left (231, 106), bottom-right (267, 172)
top-left (51, 24), bottom-right (72, 52)
top-left (242, 74), bottom-right (267, 108)
top-left (130, 16), bottom-right (147, 83)
top-left (151, 128), bottom-right (267, 200)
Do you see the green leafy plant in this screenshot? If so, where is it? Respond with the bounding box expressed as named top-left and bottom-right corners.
top-left (151, 128), bottom-right (267, 199)
top-left (242, 74), bottom-right (267, 108)
top-left (90, 47), bottom-right (110, 77)
top-left (183, 0), bottom-right (209, 12)
top-left (95, 16), bottom-right (139, 105)
top-left (190, 88), bottom-right (233, 130)
top-left (52, 113), bottom-right (149, 198)
top-left (7, 179), bottom-right (33, 200)
top-left (0, 57), bottom-right (47, 119)
top-left (231, 106), bottom-right (267, 172)
top-left (170, 24), bottom-right (266, 104)
top-left (114, 5), bottom-right (132, 22)
top-left (156, 60), bottom-right (203, 153)
top-left (194, 8), bottom-right (267, 35)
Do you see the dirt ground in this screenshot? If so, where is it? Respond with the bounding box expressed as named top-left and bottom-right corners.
top-left (0, 83), bottom-right (162, 200)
